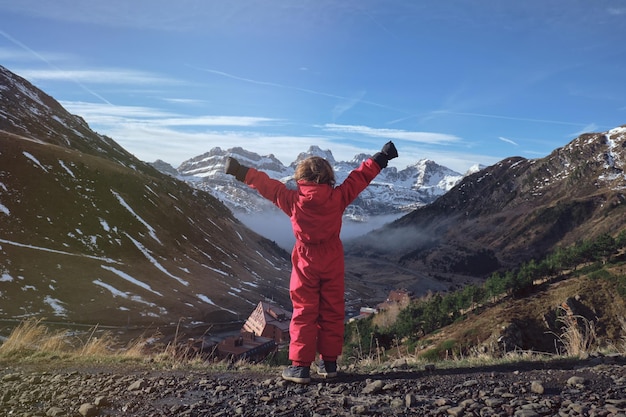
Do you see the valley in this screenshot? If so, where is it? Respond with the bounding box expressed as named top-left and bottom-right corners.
top-left (1, 64), bottom-right (626, 358)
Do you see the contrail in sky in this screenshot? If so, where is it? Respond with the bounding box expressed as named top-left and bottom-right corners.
top-left (190, 65), bottom-right (406, 114)
top-left (438, 110), bottom-right (593, 127)
top-left (498, 136), bottom-right (518, 146)
top-left (389, 109), bottom-right (595, 128)
top-left (0, 30), bottom-right (112, 105)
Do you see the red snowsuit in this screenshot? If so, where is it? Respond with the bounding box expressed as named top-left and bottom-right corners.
top-left (244, 158), bottom-right (382, 365)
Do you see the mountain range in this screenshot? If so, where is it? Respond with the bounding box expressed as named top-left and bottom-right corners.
top-left (151, 145), bottom-right (472, 251)
top-left (168, 146), bottom-right (472, 217)
top-left (1, 63), bottom-right (625, 341)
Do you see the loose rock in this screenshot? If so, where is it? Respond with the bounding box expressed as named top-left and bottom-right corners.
top-left (0, 355), bottom-right (624, 416)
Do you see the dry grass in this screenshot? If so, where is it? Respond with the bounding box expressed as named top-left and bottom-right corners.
top-left (554, 307), bottom-right (598, 357)
top-left (372, 303), bottom-right (401, 329)
top-left (0, 318), bottom-right (238, 371)
top-left (2, 278), bottom-right (624, 374)
top-left (0, 318), bottom-right (68, 355)
top-left (346, 270), bottom-right (626, 371)
top-left (607, 316), bottom-right (626, 354)
top-left (0, 318), bottom-right (150, 363)
top-left (345, 340), bottom-right (561, 373)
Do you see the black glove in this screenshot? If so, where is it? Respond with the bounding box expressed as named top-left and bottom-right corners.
top-left (225, 157), bottom-right (250, 182)
top-left (372, 141), bottom-right (398, 169)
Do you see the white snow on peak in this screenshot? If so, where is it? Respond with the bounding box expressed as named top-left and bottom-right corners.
top-left (176, 146), bottom-right (466, 218)
top-left (608, 126), bottom-right (626, 136)
top-left (294, 146), bottom-right (336, 165)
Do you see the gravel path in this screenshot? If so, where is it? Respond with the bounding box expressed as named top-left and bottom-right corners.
top-left (1, 355), bottom-right (625, 416)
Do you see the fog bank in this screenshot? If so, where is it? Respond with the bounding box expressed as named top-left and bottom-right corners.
top-left (236, 211), bottom-right (405, 251)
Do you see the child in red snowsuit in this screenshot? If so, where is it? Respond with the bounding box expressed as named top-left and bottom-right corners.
top-left (226, 141), bottom-right (398, 383)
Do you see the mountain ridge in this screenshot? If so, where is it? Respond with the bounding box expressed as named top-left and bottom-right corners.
top-left (0, 65), bottom-right (292, 332)
top-left (343, 126), bottom-right (626, 303)
top-left (159, 145), bottom-right (469, 221)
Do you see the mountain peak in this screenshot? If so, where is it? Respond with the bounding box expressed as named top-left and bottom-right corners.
top-left (344, 125), bottom-right (626, 302)
top-left (292, 146), bottom-right (336, 167)
top-left (173, 147), bottom-right (466, 220)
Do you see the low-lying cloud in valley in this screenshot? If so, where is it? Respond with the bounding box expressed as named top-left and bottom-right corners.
top-left (236, 211), bottom-right (405, 251)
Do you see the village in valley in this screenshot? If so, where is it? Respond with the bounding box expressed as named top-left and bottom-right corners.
top-left (189, 289), bottom-right (414, 362)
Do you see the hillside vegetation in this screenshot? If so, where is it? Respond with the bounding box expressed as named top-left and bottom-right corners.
top-left (345, 230), bottom-right (626, 363)
top-left (345, 127), bottom-right (626, 304)
top-left (3, 231), bottom-right (625, 374)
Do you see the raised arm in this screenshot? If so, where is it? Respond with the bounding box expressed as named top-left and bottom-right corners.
top-left (225, 157), bottom-right (296, 216)
top-left (338, 141), bottom-right (398, 208)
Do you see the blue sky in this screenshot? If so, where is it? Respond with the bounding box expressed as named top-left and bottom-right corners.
top-left (1, 0), bottom-right (625, 173)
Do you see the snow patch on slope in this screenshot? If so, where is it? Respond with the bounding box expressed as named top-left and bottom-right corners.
top-left (111, 190), bottom-right (161, 243)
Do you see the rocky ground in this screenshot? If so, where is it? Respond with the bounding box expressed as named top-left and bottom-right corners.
top-left (1, 354), bottom-right (625, 417)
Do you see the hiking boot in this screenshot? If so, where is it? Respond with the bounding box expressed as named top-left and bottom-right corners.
top-left (315, 360), bottom-right (338, 378)
top-left (281, 365), bottom-right (310, 384)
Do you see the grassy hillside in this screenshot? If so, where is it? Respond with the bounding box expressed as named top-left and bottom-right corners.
top-left (0, 132), bottom-right (291, 330)
top-left (345, 235), bottom-right (626, 363)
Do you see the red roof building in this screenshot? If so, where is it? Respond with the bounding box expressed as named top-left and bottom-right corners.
top-left (376, 289), bottom-right (413, 311)
top-left (243, 301), bottom-right (291, 344)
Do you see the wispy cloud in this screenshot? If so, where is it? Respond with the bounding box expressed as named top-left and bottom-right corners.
top-left (1, 31), bottom-right (114, 104)
top-left (0, 46), bottom-right (73, 63)
top-left (62, 101), bottom-right (173, 118)
top-left (60, 101), bottom-right (480, 171)
top-left (162, 98), bottom-right (206, 105)
top-left (61, 100), bottom-right (305, 164)
top-left (332, 91), bottom-right (366, 120)
top-left (322, 124), bottom-right (460, 145)
top-left (155, 116), bottom-right (277, 127)
top-left (431, 110), bottom-right (592, 127)
top-left (498, 136), bottom-right (518, 146)
top-left (62, 101), bottom-right (277, 127)
top-left (191, 66), bottom-right (404, 113)
top-left (191, 66), bottom-right (343, 98)
top-left (570, 123), bottom-right (600, 137)
top-left (15, 68), bottom-right (181, 85)
top-left (607, 7), bottom-right (626, 16)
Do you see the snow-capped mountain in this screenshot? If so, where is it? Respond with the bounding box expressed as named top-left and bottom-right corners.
top-left (167, 145), bottom-right (466, 222)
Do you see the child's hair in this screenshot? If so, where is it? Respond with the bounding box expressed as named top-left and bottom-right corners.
top-left (294, 156), bottom-right (336, 186)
